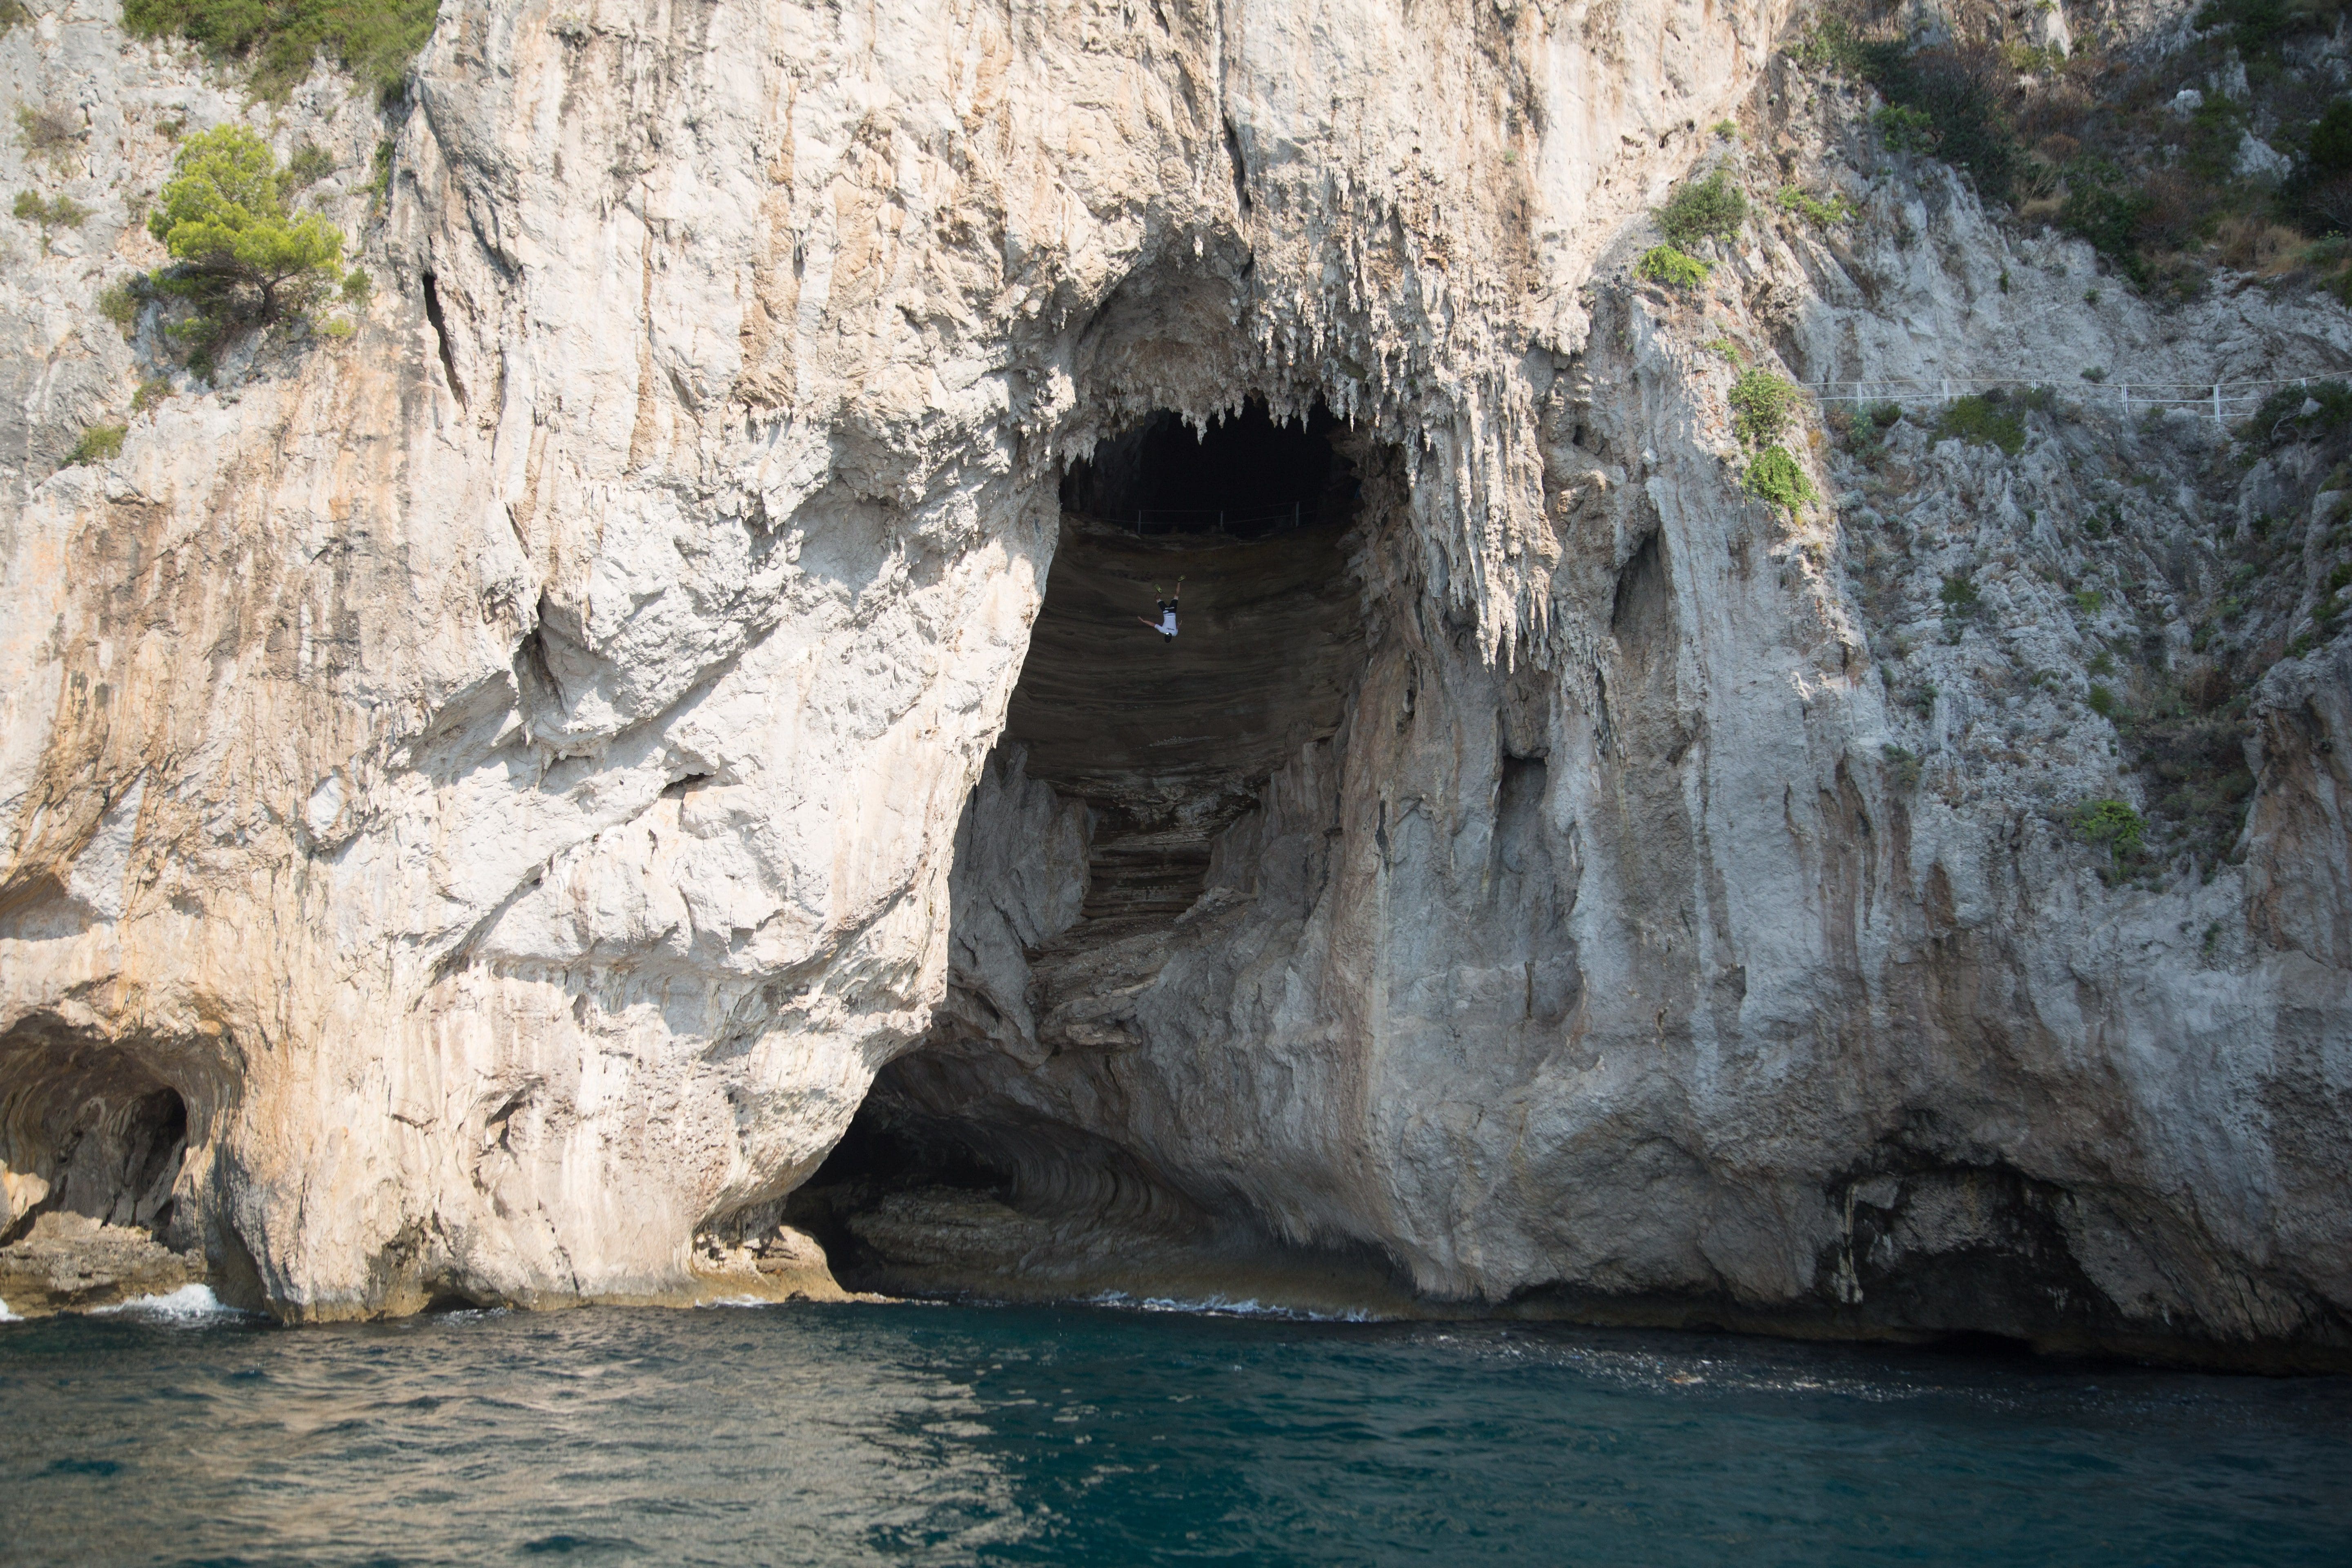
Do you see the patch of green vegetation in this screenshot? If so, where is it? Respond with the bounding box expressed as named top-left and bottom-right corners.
top-left (2193, 0), bottom-right (2342, 61)
top-left (123, 0), bottom-right (439, 97)
top-left (2071, 798), bottom-right (2144, 873)
top-left (1656, 170), bottom-right (1746, 250)
top-left (149, 125), bottom-right (345, 325)
top-left (1873, 103), bottom-right (1937, 153)
top-left (1743, 444), bottom-right (1817, 515)
top-left (98, 280), bottom-right (141, 336)
top-left (2058, 160), bottom-right (2154, 268)
top-left (1702, 336), bottom-right (1744, 363)
top-left (16, 103), bottom-right (82, 165)
top-left (2074, 588), bottom-right (2104, 613)
top-left (12, 190), bottom-right (92, 232)
top-left (2003, 40), bottom-right (2067, 74)
top-left (0, 0), bottom-right (29, 29)
top-left (1712, 119), bottom-right (1739, 140)
top-left (1862, 45), bottom-right (2021, 199)
top-left (1728, 370), bottom-right (1802, 447)
top-left (1939, 573), bottom-right (1981, 614)
top-left (1882, 744), bottom-right (1923, 789)
top-left (2087, 683), bottom-right (2119, 717)
top-left (2119, 684), bottom-right (2259, 870)
top-left (132, 377), bottom-right (173, 413)
top-left (1635, 244), bottom-right (1711, 290)
top-left (1777, 184), bottom-right (1853, 226)
top-left (1907, 679), bottom-right (1938, 718)
top-left (341, 266), bottom-right (371, 305)
top-left (66, 423), bottom-right (127, 466)
top-left (1935, 392), bottom-right (2027, 456)
top-left (2243, 379), bottom-right (2352, 452)
top-left (285, 140), bottom-right (337, 187)
top-left (1790, 16), bottom-right (1889, 76)
top-left (1831, 400), bottom-right (1906, 465)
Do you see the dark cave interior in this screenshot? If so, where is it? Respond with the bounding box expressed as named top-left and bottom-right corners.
top-left (1060, 398), bottom-right (1352, 537)
top-left (795, 400), bottom-right (1379, 1278)
top-left (0, 1038), bottom-right (189, 1245)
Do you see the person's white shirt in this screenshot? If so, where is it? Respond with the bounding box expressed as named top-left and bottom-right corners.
top-left (1160, 609), bottom-right (1178, 635)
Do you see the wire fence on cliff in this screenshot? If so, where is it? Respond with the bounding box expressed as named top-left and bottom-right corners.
top-left (1804, 374), bottom-right (2351, 425)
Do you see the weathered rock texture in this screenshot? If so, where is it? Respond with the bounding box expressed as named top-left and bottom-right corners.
top-left (0, 0), bottom-right (2347, 1362)
top-left (0, 1211), bottom-right (205, 1316)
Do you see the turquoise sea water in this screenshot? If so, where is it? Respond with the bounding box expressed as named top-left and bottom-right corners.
top-left (3, 1294), bottom-right (2347, 1566)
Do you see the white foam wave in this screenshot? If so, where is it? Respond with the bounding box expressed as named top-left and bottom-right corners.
top-left (695, 1294), bottom-right (786, 1310)
top-left (90, 1284), bottom-right (244, 1321)
top-left (0, 1296), bottom-right (20, 1323)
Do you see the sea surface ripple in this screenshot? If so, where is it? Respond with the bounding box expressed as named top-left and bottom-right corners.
top-left (3, 1296), bottom-right (2347, 1565)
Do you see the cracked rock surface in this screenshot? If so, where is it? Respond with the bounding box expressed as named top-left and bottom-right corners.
top-left (0, 0), bottom-right (2345, 1364)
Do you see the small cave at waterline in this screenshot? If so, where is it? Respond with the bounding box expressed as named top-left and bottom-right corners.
top-left (787, 400), bottom-right (1417, 1310)
top-left (0, 1035), bottom-right (191, 1245)
top-left (0, 1032), bottom-right (212, 1315)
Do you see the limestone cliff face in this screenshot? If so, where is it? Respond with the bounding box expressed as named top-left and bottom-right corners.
top-left (0, 0), bottom-right (2345, 1359)
top-left (1, 0), bottom-right (1790, 1317)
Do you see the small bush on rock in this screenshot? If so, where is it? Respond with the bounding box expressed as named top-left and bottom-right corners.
top-left (16, 103), bottom-right (82, 164)
top-left (1777, 184), bottom-right (1853, 226)
top-left (98, 280), bottom-right (141, 335)
top-left (285, 140), bottom-right (337, 187)
top-left (1936, 392), bottom-right (2027, 455)
top-left (1874, 103), bottom-right (1937, 153)
top-left (1730, 370), bottom-right (1803, 447)
top-left (66, 424), bottom-right (127, 466)
top-left (14, 190), bottom-right (93, 234)
top-left (2071, 798), bottom-right (2144, 870)
top-left (1744, 445), bottom-right (1817, 514)
top-left (1636, 244), bottom-right (1711, 290)
top-left (1657, 170), bottom-right (1746, 249)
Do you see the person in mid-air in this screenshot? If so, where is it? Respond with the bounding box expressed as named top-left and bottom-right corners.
top-left (1138, 577), bottom-right (1182, 641)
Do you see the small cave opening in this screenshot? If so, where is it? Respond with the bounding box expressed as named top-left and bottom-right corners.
top-left (793, 396), bottom-right (1388, 1299)
top-left (0, 1036), bottom-right (191, 1247)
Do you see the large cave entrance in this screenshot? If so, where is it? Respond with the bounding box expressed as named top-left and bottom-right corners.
top-left (792, 399), bottom-right (1394, 1303)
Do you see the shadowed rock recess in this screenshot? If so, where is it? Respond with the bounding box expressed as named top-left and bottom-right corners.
top-left (2, 0), bottom-right (2348, 1365)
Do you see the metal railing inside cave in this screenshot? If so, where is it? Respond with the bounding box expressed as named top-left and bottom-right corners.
top-left (1804, 374), bottom-right (2352, 427)
top-left (1067, 502), bottom-right (1315, 538)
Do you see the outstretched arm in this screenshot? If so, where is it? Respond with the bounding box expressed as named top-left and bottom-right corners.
top-left (1137, 615), bottom-right (1161, 631)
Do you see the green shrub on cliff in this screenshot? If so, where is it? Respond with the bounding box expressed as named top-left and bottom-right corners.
top-left (1657, 170), bottom-right (1746, 249)
top-left (66, 424), bottom-right (127, 466)
top-left (123, 0), bottom-right (439, 96)
top-left (1936, 393), bottom-right (2027, 455)
top-left (1729, 370), bottom-right (1803, 448)
top-left (1635, 244), bottom-right (1711, 290)
top-left (149, 126), bottom-right (344, 323)
top-left (13, 190), bottom-right (92, 233)
top-left (1743, 445), bottom-right (1817, 515)
top-left (1777, 184), bottom-right (1853, 227)
top-left (2071, 799), bottom-right (2144, 870)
